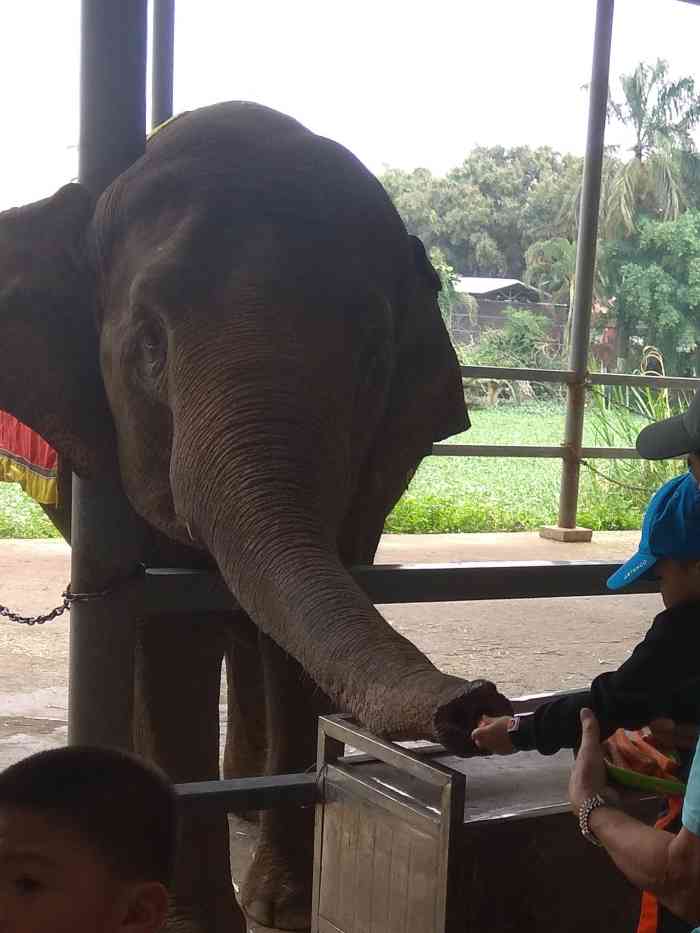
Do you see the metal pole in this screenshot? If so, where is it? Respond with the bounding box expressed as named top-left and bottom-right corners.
top-left (555, 0), bottom-right (614, 532)
top-left (152, 0), bottom-right (175, 130)
top-left (69, 480), bottom-right (150, 747)
top-left (70, 0), bottom-right (149, 748)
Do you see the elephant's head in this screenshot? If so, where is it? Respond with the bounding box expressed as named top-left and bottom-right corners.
top-left (0, 102), bottom-right (510, 752)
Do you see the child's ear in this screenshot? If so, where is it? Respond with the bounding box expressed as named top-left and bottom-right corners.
top-left (120, 882), bottom-right (170, 932)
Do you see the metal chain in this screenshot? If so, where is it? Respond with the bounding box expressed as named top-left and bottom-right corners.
top-left (0, 564), bottom-right (146, 627)
top-left (0, 591), bottom-right (72, 626)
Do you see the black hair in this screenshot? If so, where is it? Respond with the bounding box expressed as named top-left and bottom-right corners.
top-left (0, 746), bottom-right (177, 886)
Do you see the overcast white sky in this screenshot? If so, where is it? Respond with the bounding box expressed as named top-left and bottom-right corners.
top-left (1, 0), bottom-right (699, 211)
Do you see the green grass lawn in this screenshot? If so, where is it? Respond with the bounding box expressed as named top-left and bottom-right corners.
top-left (0, 484), bottom-right (59, 538)
top-left (0, 400), bottom-right (680, 537)
top-left (385, 400), bottom-right (674, 534)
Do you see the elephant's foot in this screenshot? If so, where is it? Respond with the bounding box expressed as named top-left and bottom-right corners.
top-left (167, 889), bottom-right (247, 933)
top-left (241, 853), bottom-right (311, 930)
top-left (239, 813), bottom-right (314, 931)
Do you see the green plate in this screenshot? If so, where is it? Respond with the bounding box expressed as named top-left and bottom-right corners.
top-left (605, 760), bottom-right (686, 796)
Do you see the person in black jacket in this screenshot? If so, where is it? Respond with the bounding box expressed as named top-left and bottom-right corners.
top-left (472, 471), bottom-right (700, 758)
top-left (473, 470), bottom-right (700, 933)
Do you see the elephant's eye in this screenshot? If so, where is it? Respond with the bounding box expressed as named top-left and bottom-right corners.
top-left (136, 316), bottom-right (167, 381)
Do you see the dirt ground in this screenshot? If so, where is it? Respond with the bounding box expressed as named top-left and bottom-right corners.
top-left (0, 530), bottom-right (658, 772)
top-left (0, 531), bottom-right (658, 931)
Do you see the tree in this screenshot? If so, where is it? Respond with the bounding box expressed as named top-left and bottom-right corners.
top-left (428, 247), bottom-right (460, 329)
top-left (443, 145), bottom-right (580, 276)
top-left (610, 210), bottom-right (700, 369)
top-left (524, 238), bottom-right (577, 307)
top-left (603, 59), bottom-right (700, 236)
top-left (380, 166), bottom-right (443, 250)
top-left (380, 146), bottom-right (584, 278)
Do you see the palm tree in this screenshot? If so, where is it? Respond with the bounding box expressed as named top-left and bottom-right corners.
top-left (603, 59), bottom-right (700, 236)
top-left (525, 238), bottom-right (576, 308)
top-left (524, 237), bottom-right (609, 349)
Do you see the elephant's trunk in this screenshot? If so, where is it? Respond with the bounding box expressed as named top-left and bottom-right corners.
top-left (170, 346), bottom-right (509, 754)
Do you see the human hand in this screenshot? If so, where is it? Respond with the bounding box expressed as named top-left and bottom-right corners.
top-left (643, 718), bottom-right (699, 752)
top-left (569, 708), bottom-right (614, 813)
top-left (471, 715), bottom-right (516, 755)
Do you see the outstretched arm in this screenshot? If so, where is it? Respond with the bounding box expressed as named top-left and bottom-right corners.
top-left (569, 708), bottom-right (700, 925)
top-left (474, 609), bottom-right (700, 756)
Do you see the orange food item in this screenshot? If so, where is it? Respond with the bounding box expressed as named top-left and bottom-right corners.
top-left (605, 728), bottom-right (678, 780)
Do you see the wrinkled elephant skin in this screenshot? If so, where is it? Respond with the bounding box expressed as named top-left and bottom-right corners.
top-left (0, 102), bottom-right (511, 931)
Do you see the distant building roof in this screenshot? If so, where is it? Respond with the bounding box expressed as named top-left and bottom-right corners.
top-left (455, 277), bottom-right (543, 302)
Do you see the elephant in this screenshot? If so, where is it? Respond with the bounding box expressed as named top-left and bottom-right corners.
top-left (0, 101), bottom-right (511, 931)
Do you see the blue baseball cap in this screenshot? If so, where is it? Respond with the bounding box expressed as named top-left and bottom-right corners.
top-left (607, 472), bottom-right (700, 590)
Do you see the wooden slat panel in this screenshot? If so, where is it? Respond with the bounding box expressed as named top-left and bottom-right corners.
top-left (386, 827), bottom-right (410, 933)
top-left (318, 797), bottom-right (343, 923)
top-left (369, 818), bottom-right (393, 933)
top-left (336, 799), bottom-right (361, 931)
top-left (353, 807), bottom-right (377, 933)
top-left (406, 829), bottom-right (438, 933)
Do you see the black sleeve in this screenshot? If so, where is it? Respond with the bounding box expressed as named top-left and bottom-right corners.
top-left (511, 609), bottom-right (698, 755)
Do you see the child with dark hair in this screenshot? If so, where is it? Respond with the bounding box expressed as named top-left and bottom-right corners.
top-left (0, 745), bottom-right (177, 933)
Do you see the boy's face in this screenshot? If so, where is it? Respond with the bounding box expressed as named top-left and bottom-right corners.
top-left (687, 453), bottom-right (700, 484)
top-left (655, 557), bottom-right (700, 609)
top-left (0, 807), bottom-right (130, 933)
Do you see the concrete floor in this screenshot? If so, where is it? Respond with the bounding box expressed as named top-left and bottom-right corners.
top-left (0, 530), bottom-right (658, 932)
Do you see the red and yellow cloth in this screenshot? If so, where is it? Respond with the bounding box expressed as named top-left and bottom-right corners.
top-left (0, 411), bottom-right (58, 505)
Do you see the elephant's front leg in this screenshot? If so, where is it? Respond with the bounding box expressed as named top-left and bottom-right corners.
top-left (134, 613), bottom-right (246, 933)
top-left (223, 612), bottom-right (267, 783)
top-left (240, 633), bottom-right (333, 931)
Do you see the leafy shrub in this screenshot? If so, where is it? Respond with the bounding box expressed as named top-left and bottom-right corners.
top-left (585, 352), bottom-right (689, 512)
top-left (0, 485), bottom-right (58, 538)
top-left (457, 307), bottom-right (566, 405)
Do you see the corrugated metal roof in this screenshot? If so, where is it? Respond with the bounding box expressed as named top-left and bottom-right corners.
top-left (454, 277), bottom-right (540, 297)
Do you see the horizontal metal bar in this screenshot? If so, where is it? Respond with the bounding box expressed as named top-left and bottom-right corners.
top-left (324, 765), bottom-right (442, 831)
top-left (460, 365), bottom-right (700, 390)
top-left (334, 690), bottom-right (591, 766)
top-left (511, 687), bottom-right (589, 713)
top-left (580, 446), bottom-right (639, 459)
top-left (432, 444), bottom-right (643, 459)
top-left (319, 715), bottom-right (453, 787)
top-left (131, 560), bottom-right (656, 618)
top-left (175, 772), bottom-right (318, 812)
top-left (134, 568), bottom-right (241, 616)
top-left (461, 365), bottom-right (576, 384)
top-left (433, 444), bottom-right (566, 458)
top-left (588, 372), bottom-right (700, 389)
top-left (356, 561), bottom-right (657, 603)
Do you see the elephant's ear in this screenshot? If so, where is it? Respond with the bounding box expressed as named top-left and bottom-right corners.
top-left (339, 236), bottom-right (468, 563)
top-left (0, 184), bottom-right (117, 478)
top-left (391, 236), bottom-right (469, 443)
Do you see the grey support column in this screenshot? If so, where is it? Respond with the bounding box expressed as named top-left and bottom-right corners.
top-left (69, 0), bottom-right (149, 747)
top-left (152, 0), bottom-right (175, 130)
top-left (541, 0), bottom-right (614, 543)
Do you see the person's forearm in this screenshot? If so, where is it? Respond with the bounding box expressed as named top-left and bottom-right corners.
top-left (589, 805), bottom-right (674, 893)
top-left (592, 805), bottom-right (700, 922)
top-left (589, 806), bottom-right (700, 921)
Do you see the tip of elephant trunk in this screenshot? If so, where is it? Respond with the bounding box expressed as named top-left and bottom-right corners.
top-left (434, 680), bottom-right (513, 757)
